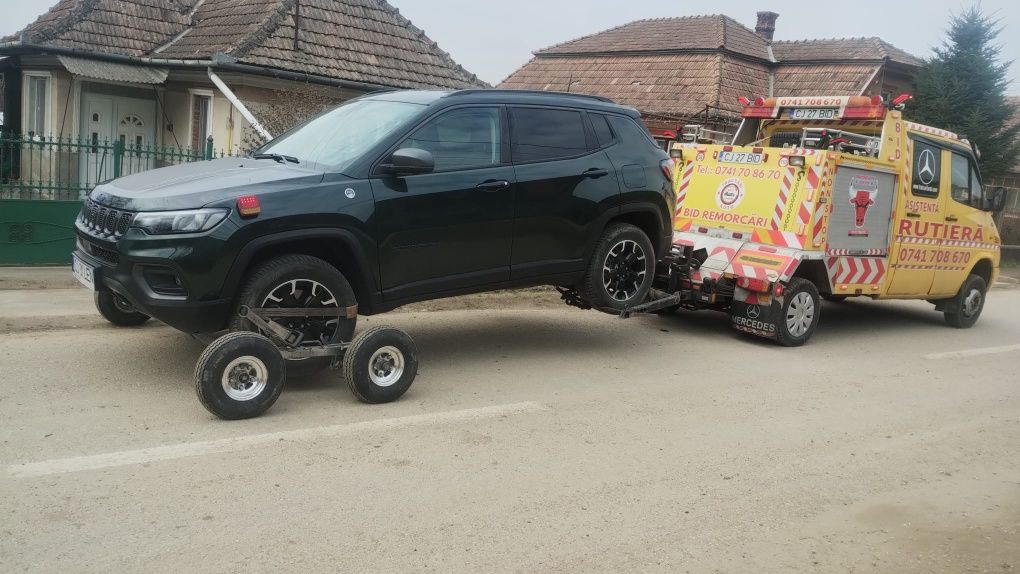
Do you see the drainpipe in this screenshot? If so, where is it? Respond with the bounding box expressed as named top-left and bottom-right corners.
top-left (207, 68), bottom-right (272, 141)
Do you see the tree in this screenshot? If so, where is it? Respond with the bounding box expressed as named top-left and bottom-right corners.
top-left (908, 6), bottom-right (1020, 179)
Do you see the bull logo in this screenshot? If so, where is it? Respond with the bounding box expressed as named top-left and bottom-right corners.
top-left (851, 190), bottom-right (875, 227)
top-left (848, 174), bottom-right (879, 237)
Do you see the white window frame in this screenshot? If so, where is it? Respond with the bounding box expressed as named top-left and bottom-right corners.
top-left (22, 71), bottom-right (52, 139)
top-left (188, 88), bottom-right (214, 151)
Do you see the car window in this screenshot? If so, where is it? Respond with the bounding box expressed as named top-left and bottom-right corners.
top-left (910, 140), bottom-right (941, 198)
top-left (511, 107), bottom-right (588, 162)
top-left (590, 114), bottom-right (615, 147)
top-left (950, 152), bottom-right (970, 204)
top-left (607, 115), bottom-right (659, 149)
top-left (398, 107), bottom-right (501, 172)
top-left (969, 166), bottom-right (984, 208)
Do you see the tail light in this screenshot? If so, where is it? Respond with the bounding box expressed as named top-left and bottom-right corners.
top-left (736, 277), bottom-right (771, 293)
top-left (660, 159), bottom-right (675, 181)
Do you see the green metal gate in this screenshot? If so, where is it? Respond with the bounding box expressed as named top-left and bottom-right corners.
top-left (1, 133), bottom-right (223, 265)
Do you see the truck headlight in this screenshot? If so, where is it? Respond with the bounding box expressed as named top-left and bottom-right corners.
top-left (132, 208), bottom-right (229, 235)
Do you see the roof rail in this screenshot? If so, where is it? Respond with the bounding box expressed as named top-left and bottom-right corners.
top-left (445, 89), bottom-right (616, 103)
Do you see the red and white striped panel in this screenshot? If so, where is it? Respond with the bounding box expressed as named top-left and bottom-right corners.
top-left (674, 161), bottom-right (695, 217)
top-left (905, 121), bottom-right (963, 142)
top-left (771, 168), bottom-right (795, 229)
top-left (752, 228), bottom-right (805, 250)
top-left (826, 248), bottom-right (888, 256)
top-left (825, 257), bottom-right (888, 286)
top-left (729, 263), bottom-right (770, 280)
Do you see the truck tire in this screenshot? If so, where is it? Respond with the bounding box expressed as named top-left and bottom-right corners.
top-left (194, 331), bottom-right (286, 420)
top-left (231, 255), bottom-right (357, 377)
top-left (775, 278), bottom-right (821, 347)
top-left (342, 326), bottom-right (418, 404)
top-left (95, 292), bottom-right (150, 326)
top-left (582, 223), bottom-right (655, 313)
top-left (944, 274), bottom-right (986, 329)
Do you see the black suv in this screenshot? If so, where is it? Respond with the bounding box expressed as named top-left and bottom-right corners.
top-left (74, 89), bottom-right (674, 372)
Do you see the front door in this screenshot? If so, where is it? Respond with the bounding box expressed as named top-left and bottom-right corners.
top-left (886, 138), bottom-right (948, 296)
top-left (79, 91), bottom-right (156, 186)
top-left (928, 150), bottom-right (987, 296)
top-left (372, 105), bottom-right (514, 301)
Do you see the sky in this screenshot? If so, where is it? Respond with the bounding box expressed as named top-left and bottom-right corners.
top-left (2, 0), bottom-right (1019, 94)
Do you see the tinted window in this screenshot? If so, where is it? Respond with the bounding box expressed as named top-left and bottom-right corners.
top-left (950, 153), bottom-right (970, 204)
top-left (398, 107), bottom-right (501, 172)
top-left (511, 108), bottom-right (588, 162)
top-left (607, 115), bottom-right (658, 149)
top-left (590, 113), bottom-right (615, 147)
top-left (910, 140), bottom-right (941, 197)
top-left (970, 168), bottom-right (984, 208)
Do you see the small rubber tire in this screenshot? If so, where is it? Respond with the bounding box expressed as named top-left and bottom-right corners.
top-left (775, 278), bottom-right (821, 347)
top-left (195, 332), bottom-right (286, 420)
top-left (581, 223), bottom-right (656, 313)
top-left (822, 294), bottom-right (849, 303)
top-left (230, 254), bottom-right (357, 377)
top-left (342, 326), bottom-right (418, 404)
top-left (95, 291), bottom-right (150, 326)
top-left (944, 274), bottom-right (987, 329)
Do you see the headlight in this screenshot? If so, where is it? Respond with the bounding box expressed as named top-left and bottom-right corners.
top-left (132, 208), bottom-right (229, 235)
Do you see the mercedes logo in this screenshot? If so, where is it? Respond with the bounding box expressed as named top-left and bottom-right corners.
top-left (746, 305), bottom-right (761, 319)
top-left (917, 149), bottom-right (937, 185)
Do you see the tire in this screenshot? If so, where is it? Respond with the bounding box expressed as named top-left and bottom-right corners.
top-left (775, 278), bottom-right (821, 347)
top-left (944, 274), bottom-right (987, 329)
top-left (581, 223), bottom-right (655, 312)
top-left (194, 332), bottom-right (286, 420)
top-left (230, 255), bottom-right (357, 377)
top-left (342, 326), bottom-right (418, 404)
top-left (95, 291), bottom-right (150, 326)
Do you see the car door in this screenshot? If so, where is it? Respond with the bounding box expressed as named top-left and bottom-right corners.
top-left (929, 150), bottom-right (986, 296)
top-left (508, 106), bottom-right (621, 279)
top-left (371, 105), bottom-right (514, 301)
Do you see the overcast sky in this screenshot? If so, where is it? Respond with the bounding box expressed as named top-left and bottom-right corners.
top-left (3, 0), bottom-right (1018, 94)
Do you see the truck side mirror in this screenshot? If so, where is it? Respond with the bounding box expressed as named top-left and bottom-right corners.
top-left (988, 186), bottom-right (1007, 212)
top-left (379, 148), bottom-right (434, 176)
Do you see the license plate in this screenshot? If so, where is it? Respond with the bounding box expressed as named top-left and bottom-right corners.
top-left (72, 254), bottom-right (95, 291)
top-left (718, 151), bottom-right (764, 164)
top-left (788, 108), bottom-right (837, 120)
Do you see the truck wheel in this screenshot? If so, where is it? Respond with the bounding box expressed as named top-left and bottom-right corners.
top-left (342, 326), bottom-right (418, 404)
top-left (775, 278), bottom-right (821, 347)
top-left (231, 255), bottom-right (357, 377)
top-left (582, 223), bottom-right (655, 312)
top-left (95, 292), bottom-right (150, 326)
top-left (194, 332), bottom-right (286, 420)
top-left (944, 274), bottom-right (987, 329)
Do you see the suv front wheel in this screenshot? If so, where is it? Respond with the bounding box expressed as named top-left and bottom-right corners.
top-left (582, 223), bottom-right (655, 312)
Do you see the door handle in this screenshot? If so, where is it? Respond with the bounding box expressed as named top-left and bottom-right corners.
top-left (905, 212), bottom-right (921, 218)
top-left (945, 215), bottom-right (959, 222)
top-left (476, 179), bottom-right (509, 192)
top-left (582, 168), bottom-right (610, 179)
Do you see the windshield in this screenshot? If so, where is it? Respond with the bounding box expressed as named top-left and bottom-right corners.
top-left (256, 98), bottom-right (425, 171)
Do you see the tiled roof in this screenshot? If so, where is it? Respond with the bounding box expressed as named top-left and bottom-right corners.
top-left (773, 63), bottom-right (881, 97)
top-left (4, 0), bottom-right (485, 90)
top-left (538, 15), bottom-right (771, 61)
top-left (772, 38), bottom-right (923, 67)
top-left (500, 53), bottom-right (769, 119)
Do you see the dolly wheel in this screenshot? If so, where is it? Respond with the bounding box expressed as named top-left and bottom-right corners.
top-left (342, 327), bottom-right (418, 404)
top-left (195, 332), bottom-right (287, 420)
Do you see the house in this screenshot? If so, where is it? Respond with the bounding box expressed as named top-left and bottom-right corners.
top-left (0, 0), bottom-right (484, 199)
top-left (499, 12), bottom-right (922, 148)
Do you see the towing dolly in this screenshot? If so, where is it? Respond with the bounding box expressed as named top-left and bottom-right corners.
top-left (618, 245), bottom-right (728, 318)
top-left (194, 306), bottom-right (418, 420)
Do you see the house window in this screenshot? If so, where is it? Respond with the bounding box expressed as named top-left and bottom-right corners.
top-left (190, 92), bottom-right (213, 151)
top-left (24, 73), bottom-right (50, 138)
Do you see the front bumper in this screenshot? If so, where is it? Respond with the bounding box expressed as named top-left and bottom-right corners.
top-left (74, 226), bottom-right (233, 334)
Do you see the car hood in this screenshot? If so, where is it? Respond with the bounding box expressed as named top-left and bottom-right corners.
top-left (88, 157), bottom-right (324, 211)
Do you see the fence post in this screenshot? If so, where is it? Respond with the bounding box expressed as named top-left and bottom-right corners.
top-left (205, 136), bottom-right (214, 160)
top-left (113, 139), bottom-right (125, 178)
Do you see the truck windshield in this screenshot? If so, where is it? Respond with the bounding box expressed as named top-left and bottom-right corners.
top-left (256, 99), bottom-right (425, 171)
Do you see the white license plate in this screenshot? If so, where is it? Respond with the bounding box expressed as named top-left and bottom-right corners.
top-left (788, 108), bottom-right (837, 120)
top-left (72, 255), bottom-right (95, 291)
top-left (718, 151), bottom-right (764, 164)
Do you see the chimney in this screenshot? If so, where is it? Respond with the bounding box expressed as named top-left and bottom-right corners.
top-left (755, 11), bottom-right (779, 43)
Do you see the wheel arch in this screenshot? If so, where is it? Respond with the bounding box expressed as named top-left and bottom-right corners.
top-left (791, 259), bottom-right (833, 295)
top-left (969, 258), bottom-right (994, 288)
top-left (608, 204), bottom-right (668, 257)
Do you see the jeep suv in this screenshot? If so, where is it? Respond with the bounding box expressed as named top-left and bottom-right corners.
top-left (73, 89), bottom-right (674, 373)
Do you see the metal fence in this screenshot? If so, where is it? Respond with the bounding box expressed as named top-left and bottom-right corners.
top-left (0, 132), bottom-right (227, 201)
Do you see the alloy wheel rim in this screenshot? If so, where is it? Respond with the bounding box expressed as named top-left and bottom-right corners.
top-left (260, 279), bottom-right (340, 347)
top-left (602, 240), bottom-right (647, 302)
top-left (368, 346), bottom-right (404, 387)
top-left (786, 292), bottom-right (815, 337)
top-left (221, 356), bottom-right (268, 401)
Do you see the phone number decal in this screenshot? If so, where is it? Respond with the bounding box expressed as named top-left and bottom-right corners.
top-left (697, 165), bottom-right (782, 179)
top-left (898, 248), bottom-right (972, 265)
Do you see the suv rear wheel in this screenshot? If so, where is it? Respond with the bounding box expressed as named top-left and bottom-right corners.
top-left (582, 223), bottom-right (655, 312)
top-left (230, 255), bottom-right (357, 377)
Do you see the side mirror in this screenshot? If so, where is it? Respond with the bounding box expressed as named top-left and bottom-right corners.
top-left (987, 186), bottom-right (1007, 212)
top-left (380, 148), bottom-right (434, 176)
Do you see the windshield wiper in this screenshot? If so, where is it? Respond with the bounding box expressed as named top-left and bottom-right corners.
top-left (251, 153), bottom-right (300, 164)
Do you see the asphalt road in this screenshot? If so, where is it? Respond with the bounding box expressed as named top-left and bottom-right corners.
top-left (1, 286), bottom-right (1019, 573)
